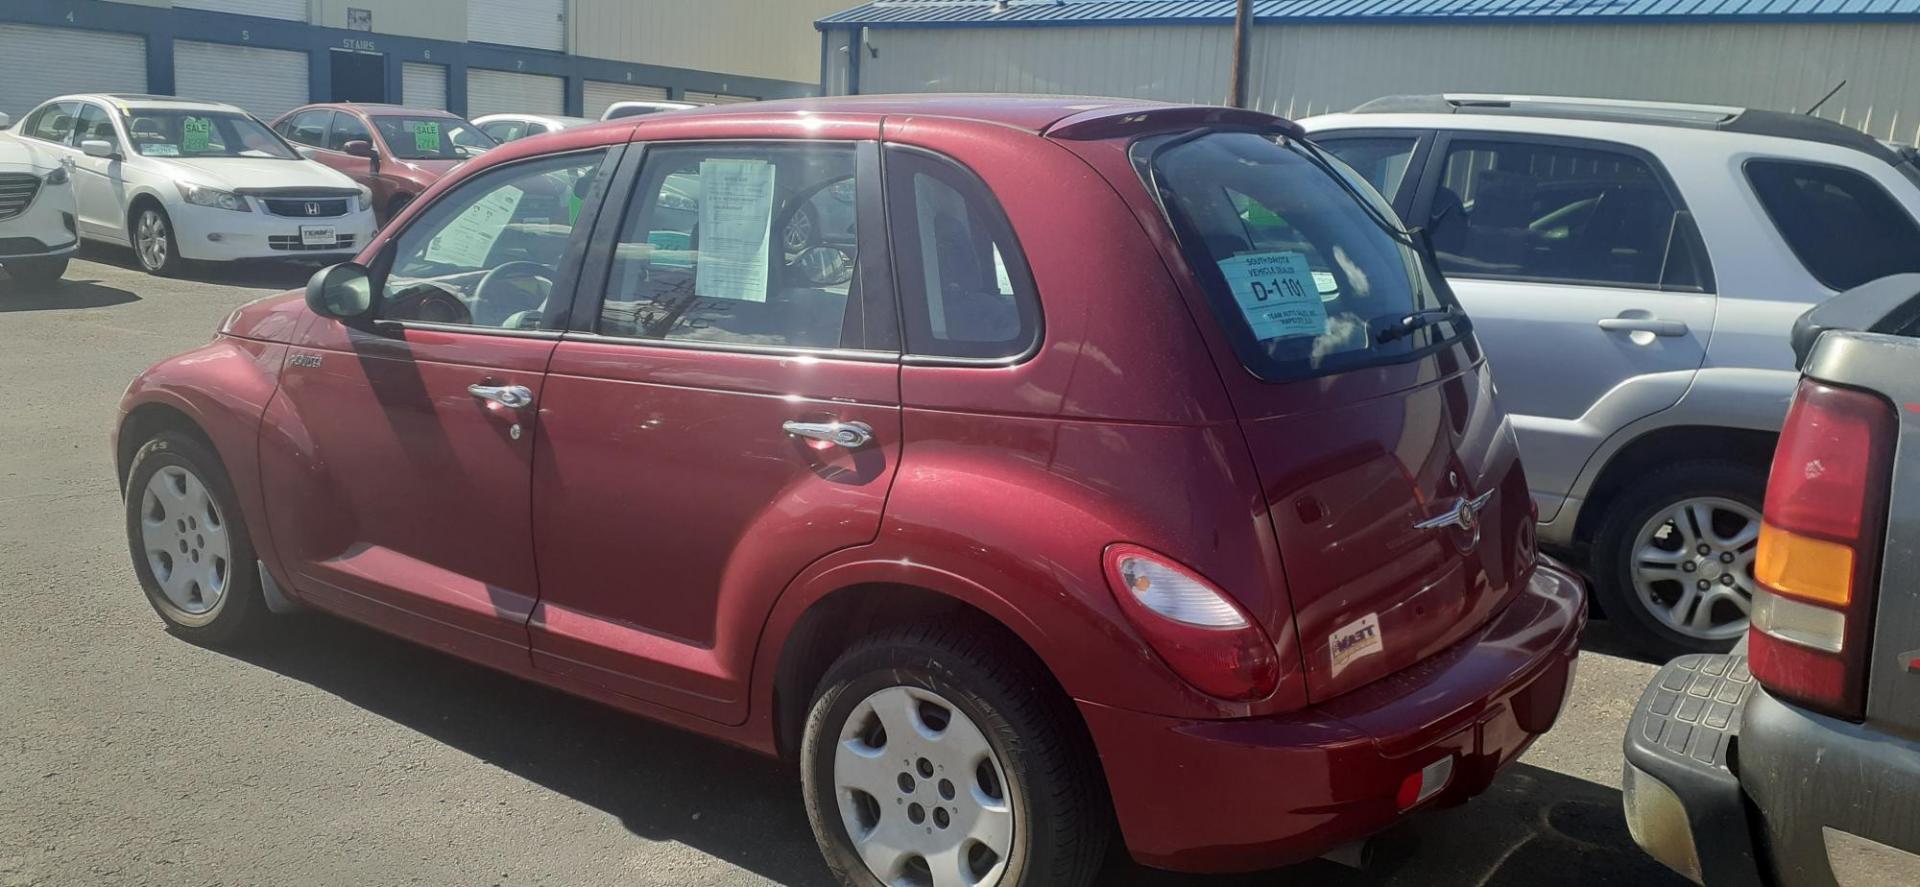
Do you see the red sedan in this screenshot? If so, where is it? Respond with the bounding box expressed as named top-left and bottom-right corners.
top-left (114, 95), bottom-right (1585, 885)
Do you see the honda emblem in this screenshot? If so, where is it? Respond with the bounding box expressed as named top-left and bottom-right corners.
top-left (304, 202), bottom-right (322, 216)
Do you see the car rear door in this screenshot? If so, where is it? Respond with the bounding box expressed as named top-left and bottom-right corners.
top-left (527, 131), bottom-right (900, 724)
top-left (259, 146), bottom-right (617, 671)
top-left (1409, 132), bottom-right (1717, 521)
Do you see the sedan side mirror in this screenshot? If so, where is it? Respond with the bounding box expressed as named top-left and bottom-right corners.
top-left (306, 262), bottom-right (377, 323)
top-left (342, 140), bottom-right (374, 158)
top-left (80, 139), bottom-right (118, 159)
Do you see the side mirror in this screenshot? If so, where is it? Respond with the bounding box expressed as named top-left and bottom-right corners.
top-left (80, 139), bottom-right (117, 159)
top-left (306, 262), bottom-right (376, 323)
top-left (1791, 272), bottom-right (1920, 369)
top-left (342, 140), bottom-right (374, 158)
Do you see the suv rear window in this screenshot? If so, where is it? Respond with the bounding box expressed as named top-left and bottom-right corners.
top-left (1746, 159), bottom-right (1920, 292)
top-left (1137, 130), bottom-right (1463, 381)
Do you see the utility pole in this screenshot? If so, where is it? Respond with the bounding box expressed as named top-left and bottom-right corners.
top-left (1228, 0), bottom-right (1253, 108)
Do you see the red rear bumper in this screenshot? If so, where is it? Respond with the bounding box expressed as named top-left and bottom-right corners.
top-left (1081, 560), bottom-right (1586, 873)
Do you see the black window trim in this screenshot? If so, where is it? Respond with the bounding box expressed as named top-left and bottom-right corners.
top-left (360, 143), bottom-right (626, 339)
top-left (1411, 129), bottom-right (1718, 295)
top-left (564, 137), bottom-right (904, 360)
top-left (1739, 154), bottom-right (1920, 294)
top-left (883, 143), bottom-right (1045, 368)
top-left (1300, 127), bottom-right (1436, 222)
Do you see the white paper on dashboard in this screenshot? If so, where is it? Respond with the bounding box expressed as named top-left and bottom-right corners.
top-left (694, 159), bottom-right (776, 303)
top-left (425, 185), bottom-right (523, 268)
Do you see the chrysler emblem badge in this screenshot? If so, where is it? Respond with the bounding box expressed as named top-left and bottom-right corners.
top-left (1415, 489), bottom-right (1497, 549)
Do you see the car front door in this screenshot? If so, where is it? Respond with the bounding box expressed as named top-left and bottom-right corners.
top-left (66, 102), bottom-right (128, 239)
top-left (259, 146), bottom-right (616, 670)
top-left (1409, 132), bottom-right (1717, 520)
top-left (527, 137), bottom-right (901, 722)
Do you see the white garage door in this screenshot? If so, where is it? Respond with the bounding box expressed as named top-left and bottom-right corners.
top-left (683, 91), bottom-right (757, 106)
top-left (403, 62), bottom-right (448, 110)
top-left (0, 24), bottom-right (146, 120)
top-left (175, 0), bottom-right (308, 21)
top-left (468, 0), bottom-right (565, 52)
top-left (467, 69), bottom-right (565, 118)
top-left (175, 41), bottom-right (309, 119)
top-left (583, 80), bottom-right (668, 119)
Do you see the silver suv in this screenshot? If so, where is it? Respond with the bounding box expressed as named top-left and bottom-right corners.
top-left (1303, 94), bottom-right (1920, 657)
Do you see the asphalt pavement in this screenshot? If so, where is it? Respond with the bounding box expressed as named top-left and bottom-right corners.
top-left (0, 248), bottom-right (1693, 887)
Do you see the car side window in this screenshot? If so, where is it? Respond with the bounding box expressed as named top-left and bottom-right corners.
top-left (380, 150), bottom-right (608, 330)
top-left (327, 112), bottom-right (371, 151)
top-left (1428, 138), bottom-right (1707, 290)
top-left (1746, 159), bottom-right (1920, 292)
top-left (598, 142), bottom-right (863, 349)
top-left (884, 147), bottom-right (1040, 360)
top-left (25, 102), bottom-right (78, 144)
top-left (481, 120), bottom-right (526, 143)
top-left (282, 109), bottom-right (332, 148)
top-left (1315, 136), bottom-right (1419, 202)
top-left (70, 104), bottom-right (119, 149)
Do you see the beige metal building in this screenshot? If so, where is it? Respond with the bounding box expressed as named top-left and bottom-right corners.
top-left (818, 1), bottom-right (1920, 145)
top-left (2, 0), bottom-right (849, 120)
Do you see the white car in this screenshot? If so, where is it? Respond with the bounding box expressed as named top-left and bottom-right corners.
top-left (598, 100), bottom-right (697, 121)
top-left (471, 113), bottom-right (596, 143)
top-left (9, 94), bottom-right (376, 276)
top-left (0, 111), bottom-right (79, 287)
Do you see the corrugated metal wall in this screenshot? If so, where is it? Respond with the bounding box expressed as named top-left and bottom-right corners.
top-left (849, 20), bottom-right (1920, 144)
top-left (572, 0), bottom-right (850, 85)
top-left (313, 0), bottom-right (467, 43)
top-left (858, 24), bottom-right (1230, 102)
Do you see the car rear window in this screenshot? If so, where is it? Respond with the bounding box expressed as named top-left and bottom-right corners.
top-left (1136, 130), bottom-right (1464, 381)
top-left (1745, 159), bottom-right (1920, 292)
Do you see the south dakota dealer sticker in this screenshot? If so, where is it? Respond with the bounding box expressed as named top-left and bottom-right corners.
top-left (1330, 613), bottom-right (1384, 676)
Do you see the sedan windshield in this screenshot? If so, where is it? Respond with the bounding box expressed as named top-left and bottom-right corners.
top-left (371, 115), bottom-right (495, 161)
top-left (121, 111), bottom-right (297, 160)
top-left (1137, 130), bottom-right (1465, 382)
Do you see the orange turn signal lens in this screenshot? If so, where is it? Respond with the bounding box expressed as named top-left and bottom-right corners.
top-left (1755, 522), bottom-right (1854, 606)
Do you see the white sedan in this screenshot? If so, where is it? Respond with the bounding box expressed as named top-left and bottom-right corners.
top-left (9, 94), bottom-right (375, 276)
top-left (0, 112), bottom-right (78, 287)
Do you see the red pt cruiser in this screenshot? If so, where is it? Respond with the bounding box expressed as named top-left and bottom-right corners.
top-left (114, 96), bottom-right (1585, 885)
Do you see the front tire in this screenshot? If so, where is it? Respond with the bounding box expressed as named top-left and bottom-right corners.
top-left (4, 255), bottom-right (68, 288)
top-left (132, 205), bottom-right (185, 276)
top-left (801, 622), bottom-right (1108, 887)
top-left (124, 431), bottom-right (270, 646)
top-left (1592, 460), bottom-right (1766, 658)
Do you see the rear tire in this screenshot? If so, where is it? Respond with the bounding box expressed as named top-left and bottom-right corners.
top-left (4, 256), bottom-right (68, 288)
top-left (801, 621), bottom-right (1109, 887)
top-left (1592, 460), bottom-right (1766, 658)
top-left (124, 431), bottom-right (271, 646)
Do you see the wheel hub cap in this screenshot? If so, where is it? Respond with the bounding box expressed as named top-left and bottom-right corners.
top-left (139, 466), bottom-right (230, 615)
top-left (1630, 496), bottom-right (1760, 641)
top-left (834, 686), bottom-right (1012, 887)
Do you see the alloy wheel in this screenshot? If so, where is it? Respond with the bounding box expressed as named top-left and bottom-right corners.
top-left (137, 210), bottom-right (169, 271)
top-left (1629, 495), bottom-right (1760, 641)
top-left (834, 685), bottom-right (1014, 887)
top-left (139, 465), bottom-right (231, 616)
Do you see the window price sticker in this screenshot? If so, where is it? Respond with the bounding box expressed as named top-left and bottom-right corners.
top-left (412, 121), bottom-right (440, 152)
top-left (182, 117), bottom-right (212, 153)
top-left (1216, 251), bottom-right (1328, 341)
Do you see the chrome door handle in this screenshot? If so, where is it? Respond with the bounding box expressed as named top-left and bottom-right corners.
top-left (468, 383), bottom-right (534, 410)
top-left (783, 419), bottom-right (873, 449)
top-left (1598, 317), bottom-right (1689, 337)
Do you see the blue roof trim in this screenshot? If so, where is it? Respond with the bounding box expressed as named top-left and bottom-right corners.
top-left (816, 0), bottom-right (1920, 27)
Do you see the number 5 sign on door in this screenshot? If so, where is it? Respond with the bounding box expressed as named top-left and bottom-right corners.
top-left (1217, 251), bottom-right (1327, 341)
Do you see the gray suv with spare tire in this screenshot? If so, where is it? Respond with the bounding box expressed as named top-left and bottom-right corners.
top-left (1303, 94), bottom-right (1920, 657)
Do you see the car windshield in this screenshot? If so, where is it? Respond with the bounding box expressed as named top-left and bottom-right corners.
top-left (120, 110), bottom-right (298, 160)
top-left (371, 115), bottom-right (495, 160)
top-left (1136, 129), bottom-right (1465, 381)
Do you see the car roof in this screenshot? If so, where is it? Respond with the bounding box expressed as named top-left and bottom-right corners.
top-left (626, 93), bottom-right (1280, 136)
top-left (298, 102), bottom-right (460, 118)
top-left (1349, 93), bottom-right (1894, 158)
top-left (56, 93), bottom-right (248, 114)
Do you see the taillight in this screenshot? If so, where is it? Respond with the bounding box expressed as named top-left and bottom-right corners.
top-left (1102, 544), bottom-right (1281, 701)
top-left (1749, 380), bottom-right (1895, 719)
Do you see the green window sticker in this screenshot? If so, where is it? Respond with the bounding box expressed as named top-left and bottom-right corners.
top-left (182, 117), bottom-right (212, 153)
top-left (412, 121), bottom-right (440, 153)
top-left (1215, 251), bottom-right (1328, 341)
